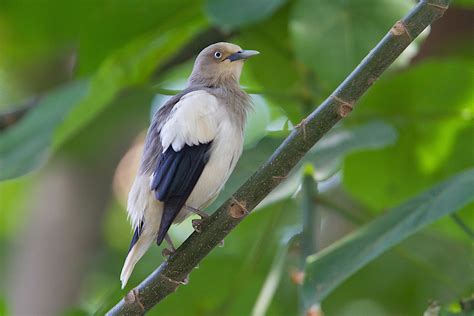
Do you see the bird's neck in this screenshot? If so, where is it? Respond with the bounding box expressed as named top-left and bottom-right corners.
top-left (187, 73), bottom-right (240, 89)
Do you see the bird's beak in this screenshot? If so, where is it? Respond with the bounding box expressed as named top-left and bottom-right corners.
top-left (226, 50), bottom-right (260, 62)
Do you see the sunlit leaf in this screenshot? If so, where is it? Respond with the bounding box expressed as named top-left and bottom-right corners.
top-left (344, 60), bottom-right (474, 210)
top-left (54, 24), bottom-right (201, 147)
top-left (205, 0), bottom-right (287, 29)
top-left (453, 0), bottom-right (474, 8)
top-left (290, 0), bottom-right (412, 90)
top-left (0, 24), bottom-right (200, 180)
top-left (238, 5), bottom-right (304, 122)
top-left (244, 95), bottom-right (271, 148)
top-left (309, 120), bottom-right (397, 180)
top-left (0, 80), bottom-right (88, 179)
top-left (303, 169), bottom-right (474, 307)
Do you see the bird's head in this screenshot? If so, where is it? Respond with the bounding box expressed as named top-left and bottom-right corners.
top-left (188, 42), bottom-right (259, 87)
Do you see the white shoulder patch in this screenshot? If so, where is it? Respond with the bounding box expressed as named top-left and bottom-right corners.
top-left (160, 90), bottom-right (219, 151)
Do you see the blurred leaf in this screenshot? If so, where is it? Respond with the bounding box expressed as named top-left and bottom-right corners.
top-left (309, 120), bottom-right (397, 180)
top-left (244, 95), bottom-right (271, 148)
top-left (0, 25), bottom-right (200, 180)
top-left (205, 0), bottom-right (287, 29)
top-left (251, 242), bottom-right (290, 316)
top-left (290, 0), bottom-right (412, 90)
top-left (213, 120), bottom-right (398, 211)
top-left (0, 297), bottom-right (8, 316)
top-left (321, 232), bottom-right (473, 315)
top-left (54, 24), bottom-right (201, 147)
top-left (0, 176), bottom-right (34, 236)
top-left (0, 0), bottom-right (204, 74)
top-left (453, 0), bottom-right (474, 8)
top-left (0, 80), bottom-right (88, 179)
top-left (344, 59), bottom-right (474, 210)
top-left (238, 5), bottom-right (305, 122)
top-left (61, 308), bottom-right (89, 316)
top-left (302, 168), bottom-right (474, 307)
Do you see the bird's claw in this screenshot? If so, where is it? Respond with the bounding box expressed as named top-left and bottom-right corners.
top-left (181, 275), bottom-right (189, 285)
top-left (192, 218), bottom-right (208, 233)
top-left (162, 247), bottom-right (175, 258)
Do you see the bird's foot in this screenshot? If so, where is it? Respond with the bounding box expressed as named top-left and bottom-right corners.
top-left (185, 205), bottom-right (209, 219)
top-left (181, 275), bottom-right (189, 285)
top-left (219, 239), bottom-right (225, 248)
top-left (187, 205), bottom-right (210, 233)
top-left (162, 234), bottom-right (176, 258)
top-left (161, 247), bottom-right (175, 258)
top-left (192, 218), bottom-right (207, 233)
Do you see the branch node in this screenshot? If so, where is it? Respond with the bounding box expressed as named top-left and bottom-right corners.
top-left (331, 95), bottom-right (353, 118)
top-left (290, 269), bottom-right (305, 285)
top-left (296, 118), bottom-right (309, 140)
top-left (161, 273), bottom-right (184, 287)
top-left (124, 289), bottom-right (145, 312)
top-left (229, 198), bottom-right (248, 218)
top-left (426, 2), bottom-right (449, 14)
top-left (367, 76), bottom-right (378, 86)
top-left (306, 304), bottom-right (323, 316)
top-left (390, 20), bottom-right (412, 41)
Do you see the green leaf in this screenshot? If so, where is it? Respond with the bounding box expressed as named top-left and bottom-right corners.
top-left (0, 24), bottom-right (200, 180)
top-left (244, 95), bottom-right (271, 148)
top-left (251, 240), bottom-right (291, 316)
top-left (302, 168), bottom-right (474, 307)
top-left (211, 120), bottom-right (397, 212)
top-left (54, 23), bottom-right (200, 147)
top-left (0, 0), bottom-right (204, 74)
top-left (309, 120), bottom-right (397, 179)
top-left (453, 0), bottom-right (474, 8)
top-left (343, 59), bottom-right (474, 210)
top-left (205, 0), bottom-right (287, 29)
top-left (237, 5), bottom-right (305, 122)
top-left (0, 80), bottom-right (88, 179)
top-left (290, 0), bottom-right (412, 90)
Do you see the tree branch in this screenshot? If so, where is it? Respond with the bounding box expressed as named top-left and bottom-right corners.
top-left (107, 1), bottom-right (450, 314)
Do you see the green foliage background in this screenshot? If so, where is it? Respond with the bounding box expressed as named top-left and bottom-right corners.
top-left (0, 0), bottom-right (472, 315)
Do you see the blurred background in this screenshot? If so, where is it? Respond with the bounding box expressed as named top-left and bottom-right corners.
top-left (0, 0), bottom-right (473, 315)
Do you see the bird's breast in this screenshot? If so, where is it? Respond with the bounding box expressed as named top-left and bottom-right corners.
top-left (185, 114), bottom-right (244, 209)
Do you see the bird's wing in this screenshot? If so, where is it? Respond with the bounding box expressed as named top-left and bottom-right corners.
top-left (151, 90), bottom-right (219, 245)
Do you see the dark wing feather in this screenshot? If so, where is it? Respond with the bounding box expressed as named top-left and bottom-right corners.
top-left (128, 220), bottom-right (144, 252)
top-left (126, 86), bottom-right (214, 254)
top-left (152, 142), bottom-right (212, 245)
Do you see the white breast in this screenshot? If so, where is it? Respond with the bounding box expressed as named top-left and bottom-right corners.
top-left (157, 89), bottom-right (244, 218)
top-left (186, 108), bottom-right (244, 209)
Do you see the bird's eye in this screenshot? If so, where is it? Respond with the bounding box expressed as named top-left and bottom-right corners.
top-left (214, 51), bottom-right (222, 59)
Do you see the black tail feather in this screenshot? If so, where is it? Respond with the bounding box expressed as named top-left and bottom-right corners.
top-left (128, 220), bottom-right (144, 253)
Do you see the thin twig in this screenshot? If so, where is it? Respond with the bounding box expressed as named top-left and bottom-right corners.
top-left (107, 1), bottom-right (451, 314)
top-left (299, 171), bottom-right (321, 315)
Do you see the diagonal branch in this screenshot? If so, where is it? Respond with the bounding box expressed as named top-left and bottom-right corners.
top-left (107, 0), bottom-right (450, 314)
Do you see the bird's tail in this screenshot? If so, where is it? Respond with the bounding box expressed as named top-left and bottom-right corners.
top-left (120, 232), bottom-right (154, 289)
top-left (120, 174), bottom-right (162, 289)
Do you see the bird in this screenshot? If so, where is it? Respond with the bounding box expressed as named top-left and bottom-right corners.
top-left (120, 42), bottom-right (259, 288)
